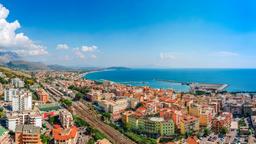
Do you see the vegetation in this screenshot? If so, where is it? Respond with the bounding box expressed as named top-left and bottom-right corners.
top-left (220, 127), bottom-right (228, 135)
top-left (48, 115), bottom-right (59, 125)
top-left (0, 107), bottom-right (5, 118)
top-left (239, 119), bottom-right (246, 127)
top-left (73, 92), bottom-right (83, 101)
top-left (194, 90), bottom-right (209, 95)
top-left (73, 115), bottom-right (89, 127)
top-left (25, 78), bottom-right (35, 86)
top-left (40, 135), bottom-right (51, 144)
top-left (203, 128), bottom-right (211, 137)
top-left (125, 131), bottom-right (157, 144)
top-left (0, 66), bottom-right (31, 78)
top-left (73, 115), bottom-right (106, 141)
top-left (0, 77), bottom-right (8, 84)
top-left (60, 98), bottom-right (72, 107)
top-left (87, 138), bottom-right (95, 144)
top-left (92, 129), bottom-right (106, 140)
top-left (68, 85), bottom-right (91, 94)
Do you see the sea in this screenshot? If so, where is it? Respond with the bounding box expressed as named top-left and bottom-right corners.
top-left (85, 68), bottom-right (256, 92)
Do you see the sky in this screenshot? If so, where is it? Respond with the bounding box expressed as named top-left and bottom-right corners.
top-left (0, 0), bottom-right (256, 68)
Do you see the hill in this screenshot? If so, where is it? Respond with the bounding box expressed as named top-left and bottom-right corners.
top-left (6, 60), bottom-right (49, 71)
top-left (0, 66), bottom-right (31, 78)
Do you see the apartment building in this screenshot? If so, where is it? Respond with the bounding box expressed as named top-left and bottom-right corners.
top-left (6, 111), bottom-right (42, 131)
top-left (11, 78), bottom-right (24, 88)
top-left (36, 88), bottom-right (49, 103)
top-left (15, 125), bottom-right (41, 144)
top-left (180, 115), bottom-right (200, 135)
top-left (12, 90), bottom-right (32, 111)
top-left (4, 88), bottom-right (19, 102)
top-left (59, 109), bottom-right (73, 128)
top-left (212, 112), bottom-right (232, 133)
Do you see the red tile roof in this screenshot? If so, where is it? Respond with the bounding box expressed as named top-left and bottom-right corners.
top-left (52, 125), bottom-right (78, 141)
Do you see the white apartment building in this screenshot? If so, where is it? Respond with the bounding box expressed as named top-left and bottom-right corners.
top-left (11, 78), bottom-right (24, 88)
top-left (6, 111), bottom-right (42, 131)
top-left (59, 109), bottom-right (73, 128)
top-left (4, 88), bottom-right (19, 102)
top-left (98, 98), bottom-right (129, 113)
top-left (109, 98), bottom-right (129, 113)
top-left (12, 90), bottom-right (32, 111)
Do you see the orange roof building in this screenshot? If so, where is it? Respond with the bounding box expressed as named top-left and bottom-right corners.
top-left (187, 136), bottom-right (200, 144)
top-left (52, 125), bottom-right (78, 144)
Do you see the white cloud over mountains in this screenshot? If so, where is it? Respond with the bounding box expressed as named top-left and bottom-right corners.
top-left (0, 4), bottom-right (48, 56)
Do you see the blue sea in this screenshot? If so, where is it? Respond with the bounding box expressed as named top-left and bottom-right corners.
top-left (85, 69), bottom-right (256, 92)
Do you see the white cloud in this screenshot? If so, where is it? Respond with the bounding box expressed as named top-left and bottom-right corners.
top-left (74, 50), bottom-right (85, 59)
top-left (0, 3), bottom-right (8, 19)
top-left (0, 4), bottom-right (48, 56)
top-left (91, 54), bottom-right (97, 59)
top-left (215, 51), bottom-right (239, 57)
top-left (56, 44), bottom-right (69, 50)
top-left (160, 52), bottom-right (176, 60)
top-left (80, 45), bottom-right (97, 52)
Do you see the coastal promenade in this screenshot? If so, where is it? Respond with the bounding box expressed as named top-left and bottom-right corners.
top-left (72, 101), bottom-right (136, 144)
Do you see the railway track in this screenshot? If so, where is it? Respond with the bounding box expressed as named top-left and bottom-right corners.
top-left (73, 102), bottom-right (136, 144)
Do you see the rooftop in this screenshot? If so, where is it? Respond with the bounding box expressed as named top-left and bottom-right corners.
top-left (0, 126), bottom-right (8, 137)
top-left (15, 125), bottom-right (40, 134)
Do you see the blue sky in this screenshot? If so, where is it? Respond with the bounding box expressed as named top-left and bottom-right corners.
top-left (0, 0), bottom-right (256, 68)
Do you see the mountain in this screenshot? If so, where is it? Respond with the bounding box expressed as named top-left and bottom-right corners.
top-left (0, 51), bottom-right (21, 64)
top-left (6, 60), bottom-right (49, 71)
top-left (106, 66), bottom-right (130, 70)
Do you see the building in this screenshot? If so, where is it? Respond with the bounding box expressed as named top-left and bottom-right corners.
top-left (4, 88), bottom-right (19, 102)
top-left (12, 90), bottom-right (32, 111)
top-left (11, 78), bottom-right (24, 88)
top-left (59, 109), bottom-right (73, 128)
top-left (199, 108), bottom-right (213, 128)
top-left (0, 83), bottom-right (3, 96)
top-left (189, 104), bottom-right (202, 117)
top-left (52, 125), bottom-right (78, 144)
top-left (212, 112), bottom-right (232, 133)
top-left (36, 88), bottom-right (49, 103)
top-left (180, 115), bottom-right (200, 135)
top-left (98, 98), bottom-right (130, 121)
top-left (15, 125), bottom-right (41, 144)
top-left (6, 111), bottom-right (42, 131)
top-left (95, 138), bottom-right (112, 144)
top-left (0, 126), bottom-right (12, 144)
top-left (125, 115), bottom-right (175, 136)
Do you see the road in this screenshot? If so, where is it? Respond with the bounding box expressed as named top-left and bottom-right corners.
top-left (72, 101), bottom-right (136, 144)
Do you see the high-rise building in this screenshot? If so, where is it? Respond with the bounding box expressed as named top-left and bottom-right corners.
top-left (11, 78), bottom-right (24, 88)
top-left (12, 90), bottom-right (32, 111)
top-left (15, 125), bottom-right (41, 144)
top-left (59, 109), bottom-right (73, 128)
top-left (6, 111), bottom-right (42, 131)
top-left (4, 88), bottom-right (19, 102)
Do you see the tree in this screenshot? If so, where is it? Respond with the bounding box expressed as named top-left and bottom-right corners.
top-left (204, 128), bottom-right (211, 136)
top-left (41, 135), bottom-right (51, 144)
top-left (60, 98), bottom-right (72, 107)
top-left (220, 127), bottom-right (228, 135)
top-left (73, 93), bottom-right (83, 101)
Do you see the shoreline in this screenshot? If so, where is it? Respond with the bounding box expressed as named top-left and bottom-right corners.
top-left (82, 69), bottom-right (256, 94)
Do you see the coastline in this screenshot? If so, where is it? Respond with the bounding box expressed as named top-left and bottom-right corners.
top-left (83, 68), bottom-right (256, 93)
